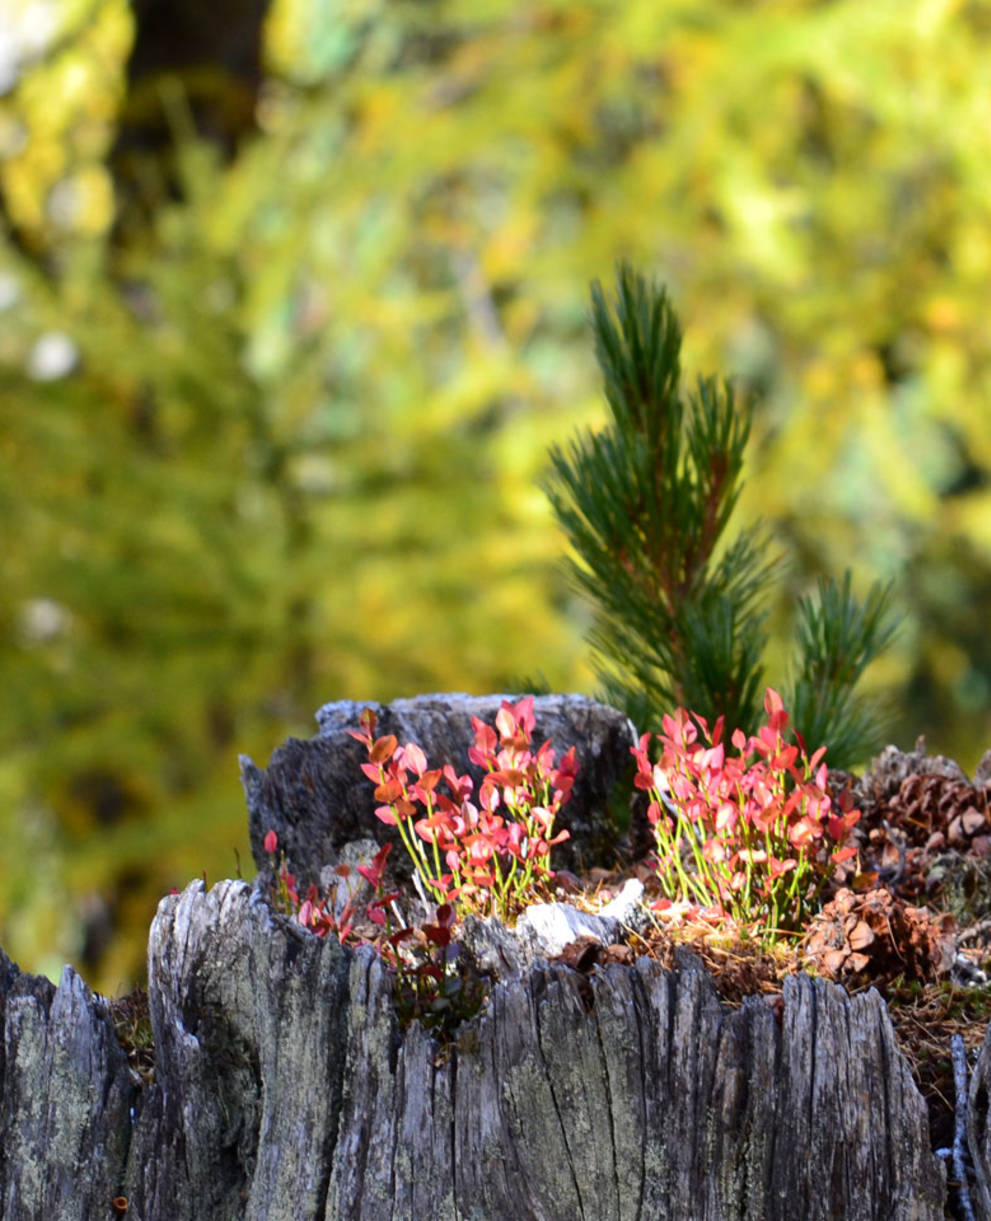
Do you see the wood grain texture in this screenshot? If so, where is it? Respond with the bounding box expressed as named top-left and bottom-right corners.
top-left (967, 1023), bottom-right (991, 1216)
top-left (0, 878), bottom-right (952, 1218)
top-left (0, 948), bottom-right (136, 1218)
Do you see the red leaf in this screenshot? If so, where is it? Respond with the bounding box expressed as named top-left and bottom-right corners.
top-left (443, 765), bottom-right (473, 801)
top-left (424, 923), bottom-right (452, 947)
top-left (370, 889), bottom-right (401, 907)
top-left (470, 718), bottom-right (498, 755)
top-left (489, 768), bottom-right (525, 788)
top-left (374, 777), bottom-right (403, 804)
top-left (495, 705), bottom-right (517, 741)
top-left (370, 734), bottom-right (399, 765)
top-left (416, 768), bottom-right (443, 794)
top-left (511, 695), bottom-right (536, 735)
top-left (402, 741), bottom-right (428, 776)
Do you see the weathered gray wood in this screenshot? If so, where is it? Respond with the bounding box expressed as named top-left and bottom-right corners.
top-left (968, 1023), bottom-right (991, 1216)
top-left (0, 946), bottom-right (137, 1218)
top-left (126, 882), bottom-right (351, 1219)
top-left (239, 693), bottom-right (639, 884)
top-left (0, 877), bottom-right (951, 1219)
top-left (458, 880), bottom-right (648, 984)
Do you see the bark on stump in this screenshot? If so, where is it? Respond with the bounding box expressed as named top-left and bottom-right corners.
top-left (0, 878), bottom-right (959, 1219)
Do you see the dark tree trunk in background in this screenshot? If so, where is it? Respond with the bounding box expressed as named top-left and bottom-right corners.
top-left (109, 0), bottom-right (271, 236)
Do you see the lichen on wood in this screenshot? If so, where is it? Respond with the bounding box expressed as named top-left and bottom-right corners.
top-left (0, 878), bottom-right (954, 1219)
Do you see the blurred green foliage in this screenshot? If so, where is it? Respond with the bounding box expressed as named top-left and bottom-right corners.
top-left (3, 0), bottom-right (991, 991)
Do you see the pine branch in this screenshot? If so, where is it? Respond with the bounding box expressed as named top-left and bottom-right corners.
top-left (543, 263), bottom-right (772, 735)
top-left (785, 572), bottom-right (899, 767)
top-left (544, 264), bottom-right (900, 770)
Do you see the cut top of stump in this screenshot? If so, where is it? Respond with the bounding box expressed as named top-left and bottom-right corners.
top-left (240, 692), bottom-right (638, 886)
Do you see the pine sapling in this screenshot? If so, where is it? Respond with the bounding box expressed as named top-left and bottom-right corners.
top-left (543, 264), bottom-right (897, 769)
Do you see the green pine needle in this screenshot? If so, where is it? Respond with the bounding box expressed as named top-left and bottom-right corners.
top-left (543, 264), bottom-right (900, 770)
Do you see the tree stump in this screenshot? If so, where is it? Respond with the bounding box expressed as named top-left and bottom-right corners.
top-left (4, 695), bottom-right (990, 1218)
top-left (0, 877), bottom-right (962, 1218)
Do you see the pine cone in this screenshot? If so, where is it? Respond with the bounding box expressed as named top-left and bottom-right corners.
top-left (803, 887), bottom-right (955, 985)
top-left (861, 836), bottom-right (931, 901)
top-left (851, 739), bottom-right (969, 832)
top-left (887, 773), bottom-right (990, 850)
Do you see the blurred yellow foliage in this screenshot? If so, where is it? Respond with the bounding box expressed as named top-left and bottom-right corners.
top-left (0, 0), bottom-right (130, 235)
top-left (2, 0), bottom-right (991, 990)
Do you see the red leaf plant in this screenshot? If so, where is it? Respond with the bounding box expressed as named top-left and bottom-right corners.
top-left (263, 830), bottom-right (377, 946)
top-left (262, 831), bottom-right (485, 1036)
top-left (349, 696), bottom-right (577, 925)
top-left (633, 687), bottom-right (860, 944)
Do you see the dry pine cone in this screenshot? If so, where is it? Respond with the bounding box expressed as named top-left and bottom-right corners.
top-left (804, 887), bottom-right (955, 985)
top-left (886, 772), bottom-right (991, 853)
top-left (840, 740), bottom-right (967, 827)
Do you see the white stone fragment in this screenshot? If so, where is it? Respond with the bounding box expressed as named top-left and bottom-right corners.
top-left (517, 901), bottom-right (621, 958)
